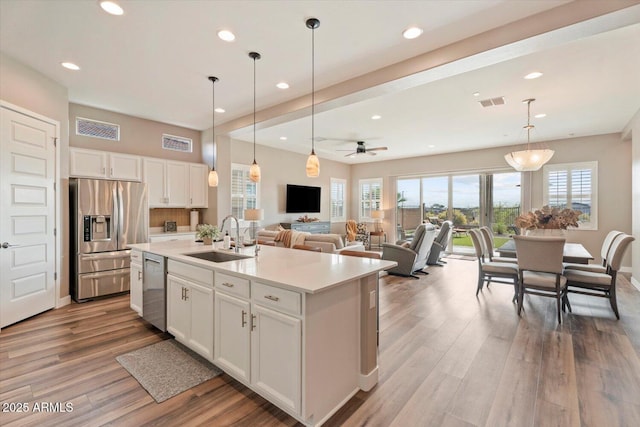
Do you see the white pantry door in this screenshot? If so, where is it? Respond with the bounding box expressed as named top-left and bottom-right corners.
top-left (0, 105), bottom-right (57, 328)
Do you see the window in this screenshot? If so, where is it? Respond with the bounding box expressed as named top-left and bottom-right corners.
top-left (330, 178), bottom-right (346, 222)
top-left (543, 161), bottom-right (597, 230)
top-left (162, 134), bottom-right (193, 153)
top-left (231, 163), bottom-right (259, 220)
top-left (359, 178), bottom-right (382, 221)
top-left (76, 117), bottom-right (120, 141)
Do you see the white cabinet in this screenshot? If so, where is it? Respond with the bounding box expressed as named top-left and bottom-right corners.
top-left (189, 163), bottom-right (209, 208)
top-left (69, 147), bottom-right (142, 181)
top-left (166, 260), bottom-right (214, 361)
top-left (143, 158), bottom-right (189, 207)
top-left (129, 249), bottom-right (143, 315)
top-left (149, 233), bottom-right (195, 243)
top-left (214, 275), bottom-right (302, 415)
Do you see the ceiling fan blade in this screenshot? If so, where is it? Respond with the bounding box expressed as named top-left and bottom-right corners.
top-left (366, 151), bottom-right (377, 156)
top-left (343, 152), bottom-right (357, 157)
top-left (368, 146), bottom-right (388, 151)
top-left (337, 149), bottom-right (355, 151)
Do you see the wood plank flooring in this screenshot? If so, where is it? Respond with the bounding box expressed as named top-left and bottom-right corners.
top-left (1, 258), bottom-right (640, 426)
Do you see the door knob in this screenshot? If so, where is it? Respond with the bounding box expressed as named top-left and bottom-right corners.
top-left (2, 242), bottom-right (17, 249)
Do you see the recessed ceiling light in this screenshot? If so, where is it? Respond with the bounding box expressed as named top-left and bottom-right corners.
top-left (280, 136), bottom-right (287, 141)
top-left (427, 144), bottom-right (435, 148)
top-left (214, 107), bottom-right (225, 113)
top-left (61, 62), bottom-right (80, 71)
top-left (99, 1), bottom-right (124, 15)
top-left (535, 113), bottom-right (546, 118)
top-left (276, 82), bottom-right (289, 89)
top-left (524, 71), bottom-right (543, 79)
top-left (371, 115), bottom-right (381, 120)
top-left (217, 30), bottom-right (235, 42)
top-left (473, 92), bottom-right (480, 97)
top-left (402, 26), bottom-right (423, 39)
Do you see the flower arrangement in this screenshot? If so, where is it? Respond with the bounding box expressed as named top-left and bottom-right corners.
top-left (515, 205), bottom-right (581, 230)
top-left (196, 224), bottom-right (220, 240)
top-left (296, 214), bottom-right (319, 223)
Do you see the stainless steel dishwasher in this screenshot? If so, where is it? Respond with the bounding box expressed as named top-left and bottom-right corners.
top-left (143, 252), bottom-right (167, 331)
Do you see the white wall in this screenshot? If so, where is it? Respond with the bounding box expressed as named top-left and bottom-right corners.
top-left (351, 133), bottom-right (633, 269)
top-left (628, 109), bottom-right (640, 288)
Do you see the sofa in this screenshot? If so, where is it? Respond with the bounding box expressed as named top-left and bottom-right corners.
top-left (256, 229), bottom-right (364, 254)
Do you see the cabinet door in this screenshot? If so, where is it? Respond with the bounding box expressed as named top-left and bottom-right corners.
top-left (166, 161), bottom-right (189, 207)
top-left (129, 262), bottom-right (143, 315)
top-left (109, 152), bottom-right (142, 181)
top-left (69, 147), bottom-right (107, 178)
top-left (214, 291), bottom-right (251, 383)
top-left (143, 158), bottom-right (167, 207)
top-left (188, 282), bottom-right (214, 361)
top-left (167, 275), bottom-right (189, 343)
top-left (251, 304), bottom-right (301, 415)
top-left (189, 163), bottom-right (208, 208)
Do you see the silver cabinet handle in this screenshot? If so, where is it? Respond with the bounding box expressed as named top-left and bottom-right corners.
top-left (251, 314), bottom-right (256, 331)
top-left (264, 295), bottom-right (280, 302)
top-left (184, 288), bottom-right (189, 301)
top-left (181, 287), bottom-right (185, 300)
top-left (241, 310), bottom-right (247, 327)
top-left (110, 167), bottom-right (113, 176)
top-left (222, 282), bottom-right (234, 288)
top-left (102, 167), bottom-right (106, 174)
top-left (138, 271), bottom-right (142, 280)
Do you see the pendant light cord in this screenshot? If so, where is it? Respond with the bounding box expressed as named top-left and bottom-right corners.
top-left (209, 76), bottom-right (218, 171)
top-left (253, 54), bottom-right (257, 162)
top-left (311, 23), bottom-right (315, 155)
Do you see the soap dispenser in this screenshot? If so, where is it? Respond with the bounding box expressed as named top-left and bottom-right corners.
top-left (223, 231), bottom-right (231, 250)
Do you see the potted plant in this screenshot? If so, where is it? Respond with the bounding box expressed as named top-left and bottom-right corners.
top-left (196, 224), bottom-right (220, 245)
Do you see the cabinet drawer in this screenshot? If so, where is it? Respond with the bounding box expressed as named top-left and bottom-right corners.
top-left (130, 250), bottom-right (142, 263)
top-left (252, 281), bottom-right (301, 316)
top-left (215, 272), bottom-right (250, 299)
top-left (168, 259), bottom-right (213, 287)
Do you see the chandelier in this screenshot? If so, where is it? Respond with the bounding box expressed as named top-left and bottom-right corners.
top-left (504, 98), bottom-right (554, 171)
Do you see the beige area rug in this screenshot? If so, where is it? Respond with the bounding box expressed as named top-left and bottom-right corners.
top-left (116, 339), bottom-right (221, 403)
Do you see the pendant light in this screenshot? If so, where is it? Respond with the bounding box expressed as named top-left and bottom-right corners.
top-left (305, 18), bottom-right (320, 178)
top-left (249, 51), bottom-right (261, 183)
top-left (207, 76), bottom-right (219, 187)
top-left (504, 98), bottom-right (554, 171)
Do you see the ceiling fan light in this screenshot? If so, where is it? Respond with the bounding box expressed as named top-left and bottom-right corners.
top-left (306, 152), bottom-right (320, 177)
top-left (208, 170), bottom-right (219, 187)
top-left (249, 161), bottom-right (261, 183)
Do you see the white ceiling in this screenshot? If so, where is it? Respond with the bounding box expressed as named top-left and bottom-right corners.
top-left (2, 1), bottom-right (639, 164)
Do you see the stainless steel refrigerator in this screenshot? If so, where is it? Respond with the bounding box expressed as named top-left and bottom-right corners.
top-left (70, 178), bottom-right (148, 302)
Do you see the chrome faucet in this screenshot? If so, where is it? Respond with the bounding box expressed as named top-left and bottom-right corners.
top-left (220, 215), bottom-right (243, 253)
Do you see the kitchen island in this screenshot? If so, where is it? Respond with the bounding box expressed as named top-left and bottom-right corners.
top-left (127, 240), bottom-right (396, 427)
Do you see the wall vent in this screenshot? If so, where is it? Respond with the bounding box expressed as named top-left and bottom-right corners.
top-left (162, 134), bottom-right (192, 153)
top-left (76, 117), bottom-right (120, 141)
top-left (479, 97), bottom-right (506, 107)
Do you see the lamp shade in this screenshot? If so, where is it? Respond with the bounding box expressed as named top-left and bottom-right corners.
top-left (371, 209), bottom-right (384, 220)
top-left (208, 170), bottom-right (219, 187)
top-left (249, 161), bottom-right (261, 183)
top-left (244, 208), bottom-right (264, 221)
top-left (306, 152), bottom-right (320, 177)
top-left (504, 149), bottom-right (554, 171)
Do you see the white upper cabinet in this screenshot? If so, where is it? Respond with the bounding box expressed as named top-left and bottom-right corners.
top-left (189, 163), bottom-right (208, 208)
top-left (143, 159), bottom-right (189, 208)
top-left (69, 147), bottom-right (142, 181)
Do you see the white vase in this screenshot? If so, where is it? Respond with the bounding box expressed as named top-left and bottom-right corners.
top-left (526, 229), bottom-right (567, 237)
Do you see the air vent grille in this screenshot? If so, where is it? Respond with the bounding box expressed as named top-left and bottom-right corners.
top-left (479, 97), bottom-right (506, 107)
top-left (76, 117), bottom-right (120, 141)
top-left (162, 134), bottom-right (192, 152)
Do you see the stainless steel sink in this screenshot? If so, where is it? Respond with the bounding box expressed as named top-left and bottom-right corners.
top-left (184, 251), bottom-right (251, 263)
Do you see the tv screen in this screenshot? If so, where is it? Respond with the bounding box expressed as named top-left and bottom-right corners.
top-left (286, 184), bottom-right (321, 213)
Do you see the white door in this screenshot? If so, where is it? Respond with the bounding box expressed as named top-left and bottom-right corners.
top-left (214, 291), bottom-right (251, 383)
top-left (129, 261), bottom-right (143, 315)
top-left (166, 275), bottom-right (189, 342)
top-left (188, 282), bottom-right (214, 361)
top-left (251, 304), bottom-right (301, 415)
top-left (0, 106), bottom-right (57, 328)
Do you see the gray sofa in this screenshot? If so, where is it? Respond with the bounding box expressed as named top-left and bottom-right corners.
top-left (256, 229), bottom-right (364, 254)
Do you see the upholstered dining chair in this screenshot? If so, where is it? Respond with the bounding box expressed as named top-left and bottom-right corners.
top-left (563, 230), bottom-right (623, 273)
top-left (479, 226), bottom-right (518, 264)
top-left (469, 229), bottom-right (519, 300)
top-left (514, 235), bottom-right (569, 324)
top-left (564, 233), bottom-right (635, 319)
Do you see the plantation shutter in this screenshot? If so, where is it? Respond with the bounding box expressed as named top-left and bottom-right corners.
top-left (543, 162), bottom-right (597, 229)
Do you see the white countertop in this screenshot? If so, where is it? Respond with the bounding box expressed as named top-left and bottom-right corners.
top-left (127, 240), bottom-right (396, 294)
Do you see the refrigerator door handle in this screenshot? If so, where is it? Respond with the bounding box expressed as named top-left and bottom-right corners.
top-left (116, 182), bottom-right (124, 250)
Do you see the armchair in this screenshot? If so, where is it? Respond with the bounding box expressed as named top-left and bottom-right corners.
top-left (346, 220), bottom-right (369, 248)
top-left (427, 220), bottom-right (452, 266)
top-left (382, 223), bottom-right (437, 278)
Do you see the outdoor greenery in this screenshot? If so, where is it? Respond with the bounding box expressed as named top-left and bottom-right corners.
top-left (453, 234), bottom-right (509, 248)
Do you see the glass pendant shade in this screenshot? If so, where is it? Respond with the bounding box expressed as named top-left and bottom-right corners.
top-left (249, 160), bottom-right (261, 183)
top-left (504, 149), bottom-right (555, 171)
top-left (208, 170), bottom-right (219, 186)
top-left (306, 151), bottom-right (320, 177)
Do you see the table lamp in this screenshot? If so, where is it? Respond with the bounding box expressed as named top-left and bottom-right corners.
top-left (244, 208), bottom-right (264, 243)
top-left (371, 209), bottom-right (384, 232)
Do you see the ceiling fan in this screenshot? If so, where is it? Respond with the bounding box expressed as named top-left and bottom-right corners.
top-left (339, 141), bottom-right (388, 157)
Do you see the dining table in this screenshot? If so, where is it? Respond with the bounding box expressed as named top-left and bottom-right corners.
top-left (497, 239), bottom-right (594, 264)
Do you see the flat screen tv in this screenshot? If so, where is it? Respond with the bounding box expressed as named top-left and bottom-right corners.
top-left (286, 184), bottom-right (321, 213)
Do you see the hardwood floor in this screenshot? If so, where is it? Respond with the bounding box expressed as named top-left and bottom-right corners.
top-left (1, 258), bottom-right (640, 426)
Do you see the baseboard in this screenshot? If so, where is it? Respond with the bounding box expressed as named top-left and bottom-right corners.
top-left (57, 295), bottom-right (71, 308)
top-left (632, 276), bottom-right (640, 292)
top-left (620, 266), bottom-right (632, 274)
top-left (358, 365), bottom-right (379, 392)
